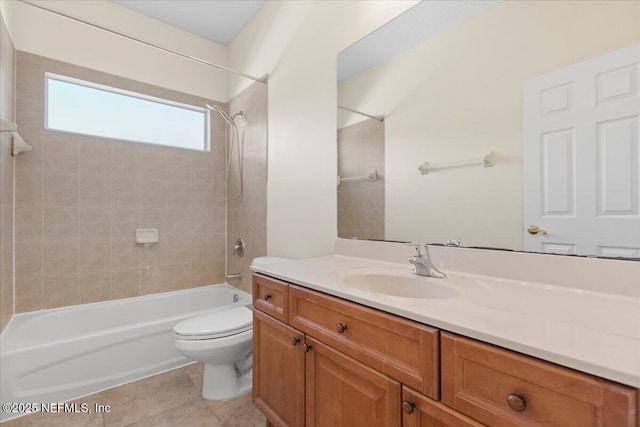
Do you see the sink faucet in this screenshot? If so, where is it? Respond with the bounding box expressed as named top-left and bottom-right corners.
top-left (407, 243), bottom-right (446, 278)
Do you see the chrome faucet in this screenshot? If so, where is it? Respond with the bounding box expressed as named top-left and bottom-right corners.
top-left (407, 243), bottom-right (446, 278)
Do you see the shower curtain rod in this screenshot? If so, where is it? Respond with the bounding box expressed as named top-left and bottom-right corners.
top-left (338, 106), bottom-right (384, 122)
top-left (21, 1), bottom-right (267, 84)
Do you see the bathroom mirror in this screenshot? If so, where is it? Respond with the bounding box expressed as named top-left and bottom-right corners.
top-left (337, 0), bottom-right (640, 259)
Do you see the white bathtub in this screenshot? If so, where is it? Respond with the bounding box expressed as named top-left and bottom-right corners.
top-left (0, 284), bottom-right (251, 422)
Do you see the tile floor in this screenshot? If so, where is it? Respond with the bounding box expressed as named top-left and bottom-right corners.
top-left (3, 364), bottom-right (266, 427)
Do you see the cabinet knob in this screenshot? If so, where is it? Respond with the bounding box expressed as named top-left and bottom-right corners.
top-left (304, 343), bottom-right (313, 353)
top-left (336, 322), bottom-right (347, 333)
top-left (506, 393), bottom-right (526, 412)
top-left (401, 400), bottom-right (416, 414)
top-left (264, 293), bottom-right (271, 300)
top-left (291, 337), bottom-right (300, 346)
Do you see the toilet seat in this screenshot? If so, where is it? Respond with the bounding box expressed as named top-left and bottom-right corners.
top-left (174, 306), bottom-right (252, 341)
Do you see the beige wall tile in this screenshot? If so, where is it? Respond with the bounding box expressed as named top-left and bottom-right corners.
top-left (167, 263), bottom-right (191, 291)
top-left (14, 52), bottom-right (233, 310)
top-left (15, 240), bottom-right (43, 278)
top-left (111, 268), bottom-right (140, 299)
top-left (15, 167), bottom-right (43, 207)
top-left (43, 240), bottom-right (78, 276)
top-left (80, 139), bottom-right (112, 176)
top-left (79, 269), bottom-right (111, 304)
top-left (15, 206), bottom-right (43, 241)
top-left (43, 172), bottom-right (79, 206)
top-left (80, 206), bottom-right (111, 239)
top-left (141, 264), bottom-right (167, 295)
top-left (15, 276), bottom-right (43, 312)
top-left (166, 235), bottom-right (191, 265)
top-left (112, 207), bottom-right (140, 239)
top-left (112, 174), bottom-right (141, 207)
top-left (80, 174), bottom-right (112, 206)
top-left (43, 273), bottom-right (79, 309)
top-left (139, 179), bottom-right (166, 208)
top-left (111, 239), bottom-right (141, 270)
top-left (43, 206), bottom-right (79, 240)
top-left (44, 138), bottom-right (79, 174)
top-left (79, 239), bottom-right (111, 272)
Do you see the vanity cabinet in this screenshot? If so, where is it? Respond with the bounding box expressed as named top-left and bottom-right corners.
top-left (441, 332), bottom-right (638, 427)
top-left (253, 310), bottom-right (305, 427)
top-left (252, 273), bottom-right (638, 427)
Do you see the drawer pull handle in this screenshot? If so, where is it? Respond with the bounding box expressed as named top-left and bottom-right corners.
top-left (506, 393), bottom-right (526, 412)
top-left (304, 343), bottom-right (313, 353)
top-left (401, 400), bottom-right (416, 414)
top-left (291, 337), bottom-right (300, 346)
top-left (264, 293), bottom-right (272, 300)
top-left (336, 322), bottom-right (347, 333)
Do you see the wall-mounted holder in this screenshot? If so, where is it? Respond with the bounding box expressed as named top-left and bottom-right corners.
top-left (0, 119), bottom-right (32, 156)
top-left (136, 228), bottom-right (159, 248)
top-left (337, 170), bottom-right (378, 186)
top-left (418, 151), bottom-right (494, 175)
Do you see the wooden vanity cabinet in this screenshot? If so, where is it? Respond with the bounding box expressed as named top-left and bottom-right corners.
top-left (306, 337), bottom-right (401, 427)
top-left (289, 284), bottom-right (439, 399)
top-left (253, 309), bottom-right (305, 427)
top-left (253, 274), bottom-right (638, 427)
top-left (401, 386), bottom-right (484, 427)
top-left (441, 332), bottom-right (638, 427)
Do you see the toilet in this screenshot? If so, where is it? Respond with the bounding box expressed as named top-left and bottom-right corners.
top-left (173, 256), bottom-right (292, 400)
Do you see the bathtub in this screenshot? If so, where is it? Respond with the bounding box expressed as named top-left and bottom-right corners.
top-left (0, 284), bottom-right (251, 422)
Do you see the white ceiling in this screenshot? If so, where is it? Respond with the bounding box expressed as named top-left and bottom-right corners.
top-left (110, 0), bottom-right (266, 46)
top-left (338, 0), bottom-right (504, 83)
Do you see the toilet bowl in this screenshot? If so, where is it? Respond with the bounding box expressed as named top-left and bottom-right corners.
top-left (174, 257), bottom-right (293, 401)
top-left (174, 305), bottom-right (253, 400)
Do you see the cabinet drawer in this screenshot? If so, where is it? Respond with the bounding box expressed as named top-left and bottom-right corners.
top-left (289, 285), bottom-right (440, 399)
top-left (402, 386), bottom-right (484, 427)
top-left (253, 274), bottom-right (289, 322)
top-left (441, 332), bottom-right (638, 427)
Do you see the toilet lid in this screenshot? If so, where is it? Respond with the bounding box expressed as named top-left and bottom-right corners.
top-left (174, 306), bottom-right (252, 339)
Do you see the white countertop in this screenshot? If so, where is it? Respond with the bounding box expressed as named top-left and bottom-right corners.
top-left (251, 254), bottom-right (640, 388)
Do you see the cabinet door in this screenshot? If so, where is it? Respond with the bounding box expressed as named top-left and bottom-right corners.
top-left (306, 337), bottom-right (401, 427)
top-left (253, 310), bottom-right (305, 427)
top-left (401, 386), bottom-right (484, 427)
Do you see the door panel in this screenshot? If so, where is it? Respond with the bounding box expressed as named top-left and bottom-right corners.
top-left (523, 43), bottom-right (640, 256)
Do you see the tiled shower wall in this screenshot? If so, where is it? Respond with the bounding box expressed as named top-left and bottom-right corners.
top-left (337, 118), bottom-right (385, 240)
top-left (227, 82), bottom-right (268, 294)
top-left (0, 15), bottom-right (15, 331)
top-left (13, 52), bottom-right (228, 312)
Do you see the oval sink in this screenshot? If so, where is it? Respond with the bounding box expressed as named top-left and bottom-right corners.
top-left (331, 268), bottom-right (459, 299)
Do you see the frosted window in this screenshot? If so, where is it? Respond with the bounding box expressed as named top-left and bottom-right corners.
top-left (46, 74), bottom-right (209, 151)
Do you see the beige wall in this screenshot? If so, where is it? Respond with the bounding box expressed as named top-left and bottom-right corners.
top-left (3, 0), bottom-right (228, 101)
top-left (227, 81), bottom-right (268, 294)
top-left (337, 118), bottom-right (384, 240)
top-left (13, 53), bottom-right (227, 311)
top-left (0, 10), bottom-right (15, 331)
top-left (338, 1), bottom-right (640, 249)
top-left (228, 0), bottom-right (419, 259)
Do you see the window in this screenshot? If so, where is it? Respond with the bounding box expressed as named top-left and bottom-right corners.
top-left (45, 73), bottom-right (209, 151)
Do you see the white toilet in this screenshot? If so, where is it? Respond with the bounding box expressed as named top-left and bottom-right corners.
top-left (174, 305), bottom-right (253, 400)
top-left (173, 256), bottom-right (292, 400)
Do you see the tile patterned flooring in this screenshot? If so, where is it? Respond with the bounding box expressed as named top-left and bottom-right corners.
top-left (3, 364), bottom-right (266, 427)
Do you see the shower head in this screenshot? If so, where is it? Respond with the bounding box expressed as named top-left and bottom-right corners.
top-left (206, 103), bottom-right (234, 124)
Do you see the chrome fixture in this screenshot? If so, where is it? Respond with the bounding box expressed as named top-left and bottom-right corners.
top-left (407, 243), bottom-right (446, 278)
top-left (233, 238), bottom-right (245, 257)
top-left (445, 238), bottom-right (462, 247)
top-left (206, 104), bottom-right (244, 200)
top-left (226, 273), bottom-right (242, 281)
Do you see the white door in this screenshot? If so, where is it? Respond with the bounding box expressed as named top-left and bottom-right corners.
top-left (523, 44), bottom-right (640, 257)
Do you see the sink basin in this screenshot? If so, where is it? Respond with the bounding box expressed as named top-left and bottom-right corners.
top-left (330, 268), bottom-right (459, 299)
